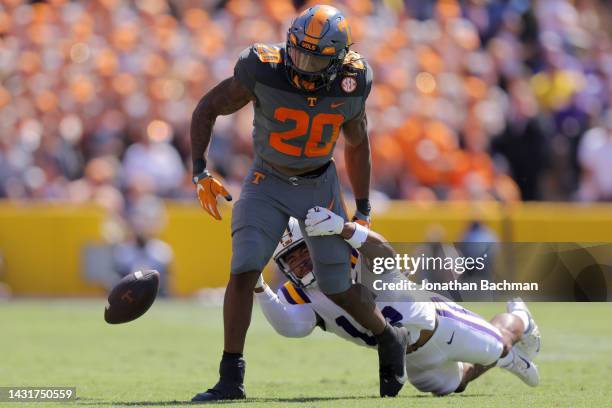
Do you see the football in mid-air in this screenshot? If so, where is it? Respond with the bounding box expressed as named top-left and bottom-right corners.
top-left (104, 270), bottom-right (160, 324)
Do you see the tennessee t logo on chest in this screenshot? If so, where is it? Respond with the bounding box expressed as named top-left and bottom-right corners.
top-left (307, 97), bottom-right (317, 107)
top-left (252, 171), bottom-right (266, 185)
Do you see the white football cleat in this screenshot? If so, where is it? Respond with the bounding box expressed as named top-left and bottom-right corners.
top-left (499, 347), bottom-right (539, 387)
top-left (507, 298), bottom-right (541, 359)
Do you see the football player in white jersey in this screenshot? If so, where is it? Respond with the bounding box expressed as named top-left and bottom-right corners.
top-left (255, 207), bottom-right (542, 396)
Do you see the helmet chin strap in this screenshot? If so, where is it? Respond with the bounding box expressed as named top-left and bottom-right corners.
top-left (326, 72), bottom-right (337, 90)
top-left (292, 74), bottom-right (316, 91)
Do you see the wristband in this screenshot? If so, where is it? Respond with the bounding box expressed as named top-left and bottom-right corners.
top-left (355, 198), bottom-right (371, 216)
top-left (353, 210), bottom-right (371, 224)
top-left (193, 169), bottom-right (211, 184)
top-left (193, 158), bottom-right (207, 176)
top-left (345, 222), bottom-right (369, 249)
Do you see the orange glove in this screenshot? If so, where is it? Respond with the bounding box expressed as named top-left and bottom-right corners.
top-left (193, 171), bottom-right (232, 220)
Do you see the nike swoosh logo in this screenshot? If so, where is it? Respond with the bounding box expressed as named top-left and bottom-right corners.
top-left (331, 102), bottom-right (345, 108)
top-left (314, 215), bottom-right (331, 226)
top-left (446, 331), bottom-right (455, 345)
top-left (519, 356), bottom-right (531, 369)
top-left (395, 369), bottom-right (408, 385)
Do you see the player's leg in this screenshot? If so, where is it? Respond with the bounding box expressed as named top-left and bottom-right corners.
top-left (456, 316), bottom-right (535, 391)
top-left (406, 298), bottom-right (536, 396)
top-left (425, 298), bottom-right (504, 395)
top-left (329, 284), bottom-right (386, 332)
top-left (456, 310), bottom-right (523, 385)
top-left (192, 175), bottom-right (289, 402)
top-left (299, 162), bottom-right (387, 334)
top-left (403, 318), bottom-right (465, 396)
top-left (303, 233), bottom-right (410, 397)
top-left (450, 302), bottom-right (539, 392)
top-left (223, 220), bottom-right (287, 354)
top-left (222, 269), bottom-right (260, 354)
top-left (195, 270), bottom-right (258, 402)
top-left (302, 163), bottom-right (410, 398)
top-left (298, 224), bottom-right (387, 332)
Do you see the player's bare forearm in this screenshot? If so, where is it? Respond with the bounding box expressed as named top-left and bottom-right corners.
top-left (190, 76), bottom-right (254, 174)
top-left (340, 222), bottom-right (396, 261)
top-left (342, 113), bottom-right (371, 201)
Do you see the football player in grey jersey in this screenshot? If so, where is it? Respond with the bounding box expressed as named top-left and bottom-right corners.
top-left (190, 5), bottom-right (410, 402)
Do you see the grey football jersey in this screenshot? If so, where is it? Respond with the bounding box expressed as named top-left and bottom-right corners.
top-left (234, 43), bottom-right (372, 170)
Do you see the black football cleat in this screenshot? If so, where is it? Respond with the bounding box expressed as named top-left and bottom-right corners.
top-left (191, 382), bottom-right (245, 403)
top-left (376, 324), bottom-right (410, 397)
top-left (192, 353), bottom-right (246, 403)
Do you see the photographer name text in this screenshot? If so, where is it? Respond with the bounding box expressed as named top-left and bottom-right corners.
top-left (372, 279), bottom-right (539, 292)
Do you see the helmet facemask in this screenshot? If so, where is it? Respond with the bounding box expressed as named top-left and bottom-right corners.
top-left (273, 239), bottom-right (317, 288)
top-left (285, 38), bottom-right (346, 91)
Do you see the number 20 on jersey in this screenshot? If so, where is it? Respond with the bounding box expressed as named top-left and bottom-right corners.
top-left (270, 107), bottom-right (344, 157)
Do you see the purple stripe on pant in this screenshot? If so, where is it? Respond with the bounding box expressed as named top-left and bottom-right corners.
top-left (431, 296), bottom-right (481, 318)
top-left (435, 308), bottom-right (503, 343)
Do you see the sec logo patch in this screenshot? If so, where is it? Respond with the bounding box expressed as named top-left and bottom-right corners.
top-left (341, 77), bottom-right (357, 93)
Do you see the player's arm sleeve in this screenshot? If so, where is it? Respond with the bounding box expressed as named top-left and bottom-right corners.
top-left (233, 46), bottom-right (257, 93)
top-left (255, 286), bottom-right (317, 338)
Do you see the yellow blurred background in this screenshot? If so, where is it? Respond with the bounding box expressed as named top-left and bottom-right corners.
top-left (2, 201), bottom-right (612, 296)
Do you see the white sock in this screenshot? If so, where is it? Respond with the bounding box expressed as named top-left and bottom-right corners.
top-left (511, 310), bottom-right (530, 334)
top-left (497, 348), bottom-right (514, 368)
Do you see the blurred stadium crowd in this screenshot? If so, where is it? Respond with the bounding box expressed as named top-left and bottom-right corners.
top-left (1, 0), bottom-right (612, 217)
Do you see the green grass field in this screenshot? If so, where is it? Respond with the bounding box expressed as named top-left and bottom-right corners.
top-left (1, 300), bottom-right (611, 407)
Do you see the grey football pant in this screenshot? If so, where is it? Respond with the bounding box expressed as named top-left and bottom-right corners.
top-left (230, 156), bottom-right (351, 294)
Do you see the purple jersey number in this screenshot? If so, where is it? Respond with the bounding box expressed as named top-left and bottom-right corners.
top-left (335, 306), bottom-right (403, 346)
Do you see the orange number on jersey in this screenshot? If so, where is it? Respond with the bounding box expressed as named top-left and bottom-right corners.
top-left (270, 108), bottom-right (344, 157)
top-left (305, 113), bottom-right (344, 157)
top-left (269, 108), bottom-right (309, 156)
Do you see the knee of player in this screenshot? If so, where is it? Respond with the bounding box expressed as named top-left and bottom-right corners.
top-left (231, 235), bottom-right (271, 274)
top-left (231, 257), bottom-right (265, 275)
top-left (312, 260), bottom-right (352, 297)
top-left (228, 270), bottom-right (261, 291)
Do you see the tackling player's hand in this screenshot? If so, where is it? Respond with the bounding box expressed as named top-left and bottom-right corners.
top-left (193, 170), bottom-right (232, 220)
top-left (305, 206), bottom-right (345, 236)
